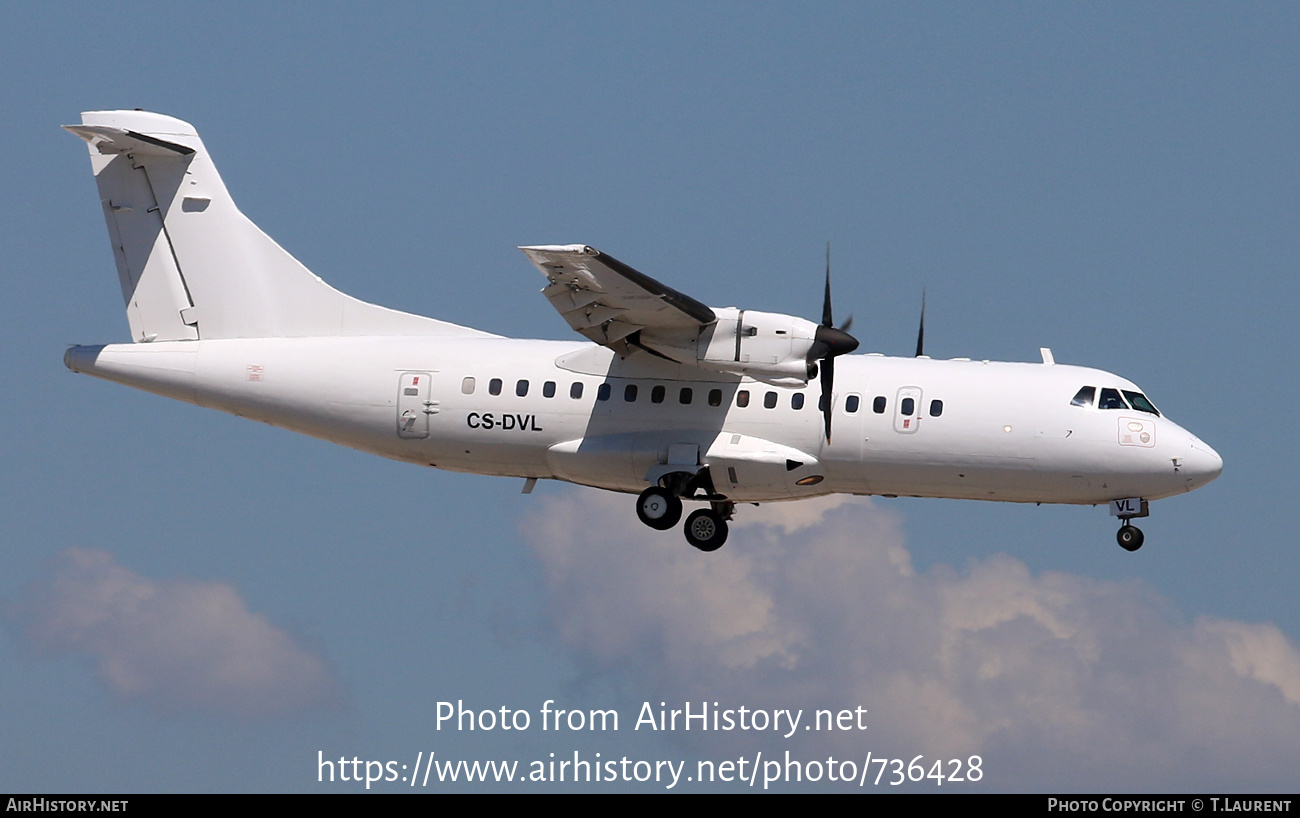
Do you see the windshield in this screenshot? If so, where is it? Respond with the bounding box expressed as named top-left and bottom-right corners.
top-left (1122, 390), bottom-right (1160, 416)
top-left (1098, 388), bottom-right (1128, 410)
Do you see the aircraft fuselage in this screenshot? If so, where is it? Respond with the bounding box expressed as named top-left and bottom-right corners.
top-left (65, 336), bottom-right (1221, 508)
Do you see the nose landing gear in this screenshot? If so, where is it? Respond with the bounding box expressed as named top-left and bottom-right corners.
top-left (1111, 498), bottom-right (1150, 552)
top-left (1117, 524), bottom-right (1144, 551)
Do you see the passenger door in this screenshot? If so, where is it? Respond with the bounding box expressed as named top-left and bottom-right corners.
top-left (397, 371), bottom-right (437, 439)
top-left (893, 386), bottom-right (923, 434)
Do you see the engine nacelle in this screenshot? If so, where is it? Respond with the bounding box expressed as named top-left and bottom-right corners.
top-left (693, 308), bottom-right (819, 385)
top-left (635, 308), bottom-right (826, 386)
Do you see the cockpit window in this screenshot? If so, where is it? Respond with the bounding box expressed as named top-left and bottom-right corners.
top-left (1122, 390), bottom-right (1160, 416)
top-left (1070, 386), bottom-right (1095, 407)
top-left (1098, 388), bottom-right (1129, 410)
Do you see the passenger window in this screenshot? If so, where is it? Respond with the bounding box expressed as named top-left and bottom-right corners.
top-left (597, 383), bottom-right (611, 401)
top-left (570, 382), bottom-right (583, 399)
top-left (1098, 388), bottom-right (1128, 410)
top-left (625, 384), bottom-right (638, 402)
top-left (1122, 390), bottom-right (1160, 416)
top-left (543, 381), bottom-right (556, 398)
top-left (1071, 386), bottom-right (1096, 408)
top-left (679, 387), bottom-right (693, 405)
top-left (651, 385), bottom-right (665, 404)
top-left (819, 394), bottom-right (828, 413)
top-left (792, 393), bottom-right (804, 410)
top-left (461, 377), bottom-right (475, 395)
top-left (873, 396), bottom-right (886, 414)
top-left (516, 379), bottom-right (529, 397)
top-left (901, 397), bottom-right (915, 415)
top-left (764, 391), bottom-right (777, 409)
top-left (489, 378), bottom-right (502, 396)
top-left (708, 389), bottom-right (722, 407)
top-left (930, 399), bottom-right (943, 417)
top-left (736, 390), bottom-right (750, 408)
top-left (845, 395), bottom-right (860, 413)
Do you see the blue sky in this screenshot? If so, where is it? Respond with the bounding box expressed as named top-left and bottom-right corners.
top-left (2, 3), bottom-right (1297, 792)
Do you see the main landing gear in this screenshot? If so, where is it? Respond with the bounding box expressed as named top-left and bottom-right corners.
top-left (1112, 498), bottom-right (1150, 552)
top-left (684, 506), bottom-right (731, 552)
top-left (635, 471), bottom-right (734, 551)
top-left (635, 486), bottom-right (682, 530)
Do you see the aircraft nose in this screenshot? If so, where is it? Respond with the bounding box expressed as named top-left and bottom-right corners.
top-left (1184, 435), bottom-right (1223, 487)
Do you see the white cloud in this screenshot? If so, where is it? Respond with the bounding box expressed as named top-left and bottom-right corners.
top-left (523, 491), bottom-right (1300, 790)
top-left (7, 548), bottom-right (341, 718)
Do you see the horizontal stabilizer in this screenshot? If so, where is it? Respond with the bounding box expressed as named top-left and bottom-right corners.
top-left (64, 125), bottom-right (195, 157)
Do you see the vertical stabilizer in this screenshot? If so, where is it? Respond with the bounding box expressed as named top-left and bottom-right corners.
top-left (65, 110), bottom-right (492, 342)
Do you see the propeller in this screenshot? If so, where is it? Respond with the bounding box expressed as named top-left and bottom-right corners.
top-left (914, 287), bottom-right (926, 357)
top-left (807, 245), bottom-right (859, 442)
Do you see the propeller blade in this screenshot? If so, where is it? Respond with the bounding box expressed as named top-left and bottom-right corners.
top-left (914, 287), bottom-right (926, 357)
top-left (813, 325), bottom-right (858, 442)
top-left (820, 355), bottom-right (835, 442)
top-left (822, 243), bottom-right (834, 327)
top-left (811, 242), bottom-right (859, 442)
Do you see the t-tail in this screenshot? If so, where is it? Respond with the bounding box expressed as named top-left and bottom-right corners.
top-left (64, 110), bottom-right (489, 343)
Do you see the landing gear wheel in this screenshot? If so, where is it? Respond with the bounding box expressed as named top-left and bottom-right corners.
top-left (684, 509), bottom-right (729, 552)
top-left (1117, 524), bottom-right (1144, 552)
top-left (636, 487), bottom-right (682, 531)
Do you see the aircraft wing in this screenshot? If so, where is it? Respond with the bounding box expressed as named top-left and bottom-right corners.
top-left (519, 245), bottom-right (716, 350)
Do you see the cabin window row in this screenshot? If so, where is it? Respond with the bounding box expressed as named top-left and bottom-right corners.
top-left (462, 377), bottom-right (585, 400)
top-left (464, 377), bottom-right (728, 407)
top-left (463, 376), bottom-right (943, 418)
top-left (597, 384), bottom-right (726, 407)
top-left (848, 394), bottom-right (944, 417)
top-left (733, 390), bottom-right (942, 417)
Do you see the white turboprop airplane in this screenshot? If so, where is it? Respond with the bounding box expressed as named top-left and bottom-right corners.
top-left (63, 110), bottom-right (1222, 553)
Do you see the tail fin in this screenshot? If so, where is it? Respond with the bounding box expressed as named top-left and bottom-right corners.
top-left (65, 110), bottom-right (491, 342)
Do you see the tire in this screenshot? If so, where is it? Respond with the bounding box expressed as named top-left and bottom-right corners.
top-left (1117, 525), bottom-right (1144, 552)
top-left (684, 509), bottom-right (729, 552)
top-left (636, 487), bottom-right (682, 530)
